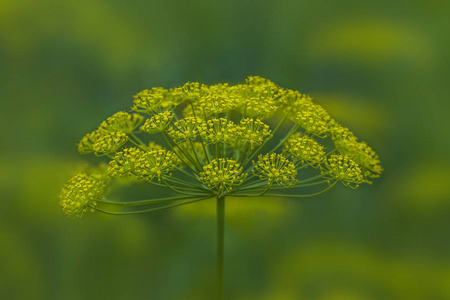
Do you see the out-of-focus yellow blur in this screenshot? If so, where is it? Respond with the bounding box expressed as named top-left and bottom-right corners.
top-left (1, 0), bottom-right (449, 299)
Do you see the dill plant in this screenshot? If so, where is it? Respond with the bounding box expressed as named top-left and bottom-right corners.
top-left (59, 76), bottom-right (382, 299)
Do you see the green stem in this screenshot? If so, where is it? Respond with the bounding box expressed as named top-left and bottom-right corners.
top-left (163, 175), bottom-right (209, 191)
top-left (269, 124), bottom-right (300, 154)
top-left (162, 132), bottom-right (199, 173)
top-left (175, 166), bottom-right (202, 182)
top-left (128, 137), bottom-right (147, 150)
top-left (325, 148), bottom-right (337, 157)
top-left (269, 179), bottom-right (329, 190)
top-left (130, 133), bottom-right (147, 147)
top-left (231, 181), bottom-right (338, 197)
top-left (162, 178), bottom-right (211, 194)
top-left (90, 196), bottom-right (211, 215)
top-left (95, 195), bottom-right (199, 206)
top-left (161, 178), bottom-right (199, 196)
top-left (216, 196), bottom-right (225, 300)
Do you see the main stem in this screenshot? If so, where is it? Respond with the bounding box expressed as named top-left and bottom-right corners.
top-left (216, 196), bottom-right (225, 300)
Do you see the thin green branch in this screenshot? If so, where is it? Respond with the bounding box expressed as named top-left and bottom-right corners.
top-left (165, 175), bottom-right (209, 191)
top-left (95, 195), bottom-right (200, 206)
top-left (161, 132), bottom-right (200, 173)
top-left (243, 110), bottom-right (293, 165)
top-left (230, 180), bottom-right (338, 197)
top-left (130, 132), bottom-right (147, 148)
top-left (161, 178), bottom-right (202, 196)
top-left (89, 196), bottom-right (211, 215)
top-left (269, 179), bottom-right (329, 190)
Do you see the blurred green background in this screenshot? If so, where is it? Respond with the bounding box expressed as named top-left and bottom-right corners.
top-left (1, 0), bottom-right (449, 299)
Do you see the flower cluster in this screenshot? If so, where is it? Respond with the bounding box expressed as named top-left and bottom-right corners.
top-left (107, 147), bottom-right (179, 182)
top-left (198, 118), bottom-right (238, 144)
top-left (140, 111), bottom-right (174, 134)
top-left (321, 155), bottom-right (365, 189)
top-left (236, 76), bottom-right (285, 119)
top-left (188, 83), bottom-right (240, 118)
top-left (60, 76), bottom-right (382, 219)
top-left (167, 116), bottom-right (203, 143)
top-left (284, 133), bottom-right (325, 167)
top-left (77, 111), bottom-right (143, 156)
top-left (235, 118), bottom-right (272, 150)
top-left (330, 125), bottom-right (383, 180)
top-left (59, 173), bottom-right (108, 219)
top-left (253, 153), bottom-right (297, 186)
top-left (294, 103), bottom-right (331, 138)
top-left (132, 88), bottom-right (176, 114)
top-left (200, 158), bottom-right (247, 192)
top-left (100, 111), bottom-right (144, 134)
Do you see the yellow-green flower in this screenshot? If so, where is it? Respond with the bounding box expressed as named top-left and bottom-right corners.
top-left (198, 118), bottom-right (238, 144)
top-left (200, 158), bottom-right (247, 192)
top-left (100, 111), bottom-right (144, 134)
top-left (236, 76), bottom-right (284, 119)
top-left (132, 87), bottom-right (175, 114)
top-left (235, 118), bottom-right (272, 150)
top-left (321, 154), bottom-right (365, 189)
top-left (60, 75), bottom-right (384, 300)
top-left (253, 153), bottom-right (297, 186)
top-left (284, 133), bottom-right (325, 167)
top-left (59, 172), bottom-right (108, 219)
top-left (108, 147), bottom-right (179, 182)
top-left (330, 124), bottom-right (383, 180)
top-left (140, 110), bottom-right (174, 134)
top-left (92, 131), bottom-right (128, 156)
top-left (167, 116), bottom-right (203, 143)
top-left (61, 75), bottom-right (382, 219)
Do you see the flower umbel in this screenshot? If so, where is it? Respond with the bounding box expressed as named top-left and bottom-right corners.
top-left (60, 75), bottom-right (382, 217)
top-left (253, 153), bottom-right (297, 187)
top-left (321, 154), bottom-right (365, 189)
top-left (284, 133), bottom-right (325, 167)
top-left (200, 158), bottom-right (247, 193)
top-left (59, 76), bottom-right (383, 300)
top-left (59, 172), bottom-right (108, 219)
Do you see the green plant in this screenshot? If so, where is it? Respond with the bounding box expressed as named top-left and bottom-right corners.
top-left (59, 76), bottom-right (382, 299)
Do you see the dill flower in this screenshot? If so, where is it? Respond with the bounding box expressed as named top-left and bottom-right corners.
top-left (92, 131), bottom-right (128, 156)
top-left (235, 118), bottom-right (272, 150)
top-left (189, 83), bottom-right (240, 118)
top-left (284, 133), bottom-right (325, 167)
top-left (198, 118), bottom-right (238, 144)
top-left (132, 87), bottom-right (175, 114)
top-left (253, 153), bottom-right (297, 187)
top-left (60, 75), bottom-right (382, 300)
top-left (140, 110), bottom-right (174, 134)
top-left (59, 172), bottom-right (108, 219)
top-left (108, 147), bottom-right (179, 182)
top-left (77, 130), bottom-right (103, 154)
top-left (200, 158), bottom-right (247, 192)
top-left (167, 116), bottom-right (203, 143)
top-left (236, 76), bottom-right (284, 119)
top-left (294, 104), bottom-right (331, 138)
top-left (330, 125), bottom-right (383, 180)
top-left (321, 154), bottom-right (365, 189)
top-left (64, 75), bottom-right (382, 216)
top-left (100, 111), bottom-right (144, 134)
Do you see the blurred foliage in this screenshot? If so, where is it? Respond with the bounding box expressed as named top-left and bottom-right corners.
top-left (1, 0), bottom-right (449, 299)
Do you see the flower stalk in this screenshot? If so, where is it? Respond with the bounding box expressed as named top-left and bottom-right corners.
top-left (216, 196), bottom-right (225, 300)
top-left (59, 76), bottom-right (383, 299)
